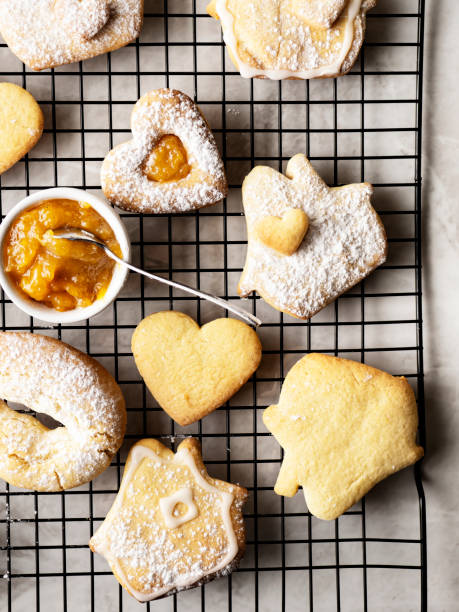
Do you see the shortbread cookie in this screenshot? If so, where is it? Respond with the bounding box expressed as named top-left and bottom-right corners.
top-left (0, 83), bottom-right (44, 175)
top-left (0, 332), bottom-right (126, 491)
top-left (90, 438), bottom-right (247, 602)
top-left (0, 0), bottom-right (144, 71)
top-left (132, 311), bottom-right (262, 425)
top-left (256, 208), bottom-right (309, 256)
top-left (264, 354), bottom-right (424, 520)
top-left (207, 0), bottom-right (376, 80)
top-left (238, 154), bottom-right (387, 319)
top-left (101, 89), bottom-right (228, 214)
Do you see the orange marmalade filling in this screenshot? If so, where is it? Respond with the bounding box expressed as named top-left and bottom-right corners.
top-left (143, 134), bottom-right (191, 182)
top-left (3, 199), bottom-right (122, 312)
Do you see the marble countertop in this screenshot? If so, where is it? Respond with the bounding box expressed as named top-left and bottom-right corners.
top-left (423, 2), bottom-right (459, 610)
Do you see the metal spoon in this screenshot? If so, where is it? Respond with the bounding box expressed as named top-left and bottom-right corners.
top-left (51, 228), bottom-right (261, 327)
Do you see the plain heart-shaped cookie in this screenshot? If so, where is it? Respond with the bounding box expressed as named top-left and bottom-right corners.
top-left (256, 208), bottom-right (309, 256)
top-left (238, 154), bottom-right (387, 320)
top-left (0, 83), bottom-right (43, 175)
top-left (132, 312), bottom-right (262, 426)
top-left (101, 89), bottom-right (228, 214)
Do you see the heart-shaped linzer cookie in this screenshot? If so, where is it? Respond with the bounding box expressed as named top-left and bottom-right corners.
top-left (132, 312), bottom-right (262, 426)
top-left (256, 208), bottom-right (309, 256)
top-left (0, 83), bottom-right (43, 176)
top-left (101, 89), bottom-right (228, 214)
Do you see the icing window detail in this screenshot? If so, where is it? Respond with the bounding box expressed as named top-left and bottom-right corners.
top-left (159, 487), bottom-right (199, 529)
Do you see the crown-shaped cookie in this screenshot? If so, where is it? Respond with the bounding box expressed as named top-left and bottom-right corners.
top-left (238, 154), bottom-right (387, 319)
top-left (207, 0), bottom-right (376, 80)
top-left (0, 0), bottom-right (143, 71)
top-left (90, 438), bottom-right (247, 601)
top-left (101, 89), bottom-right (228, 214)
top-left (264, 354), bottom-right (424, 520)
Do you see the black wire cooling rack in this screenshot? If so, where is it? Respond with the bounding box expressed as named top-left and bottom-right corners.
top-left (0, 1), bottom-right (427, 610)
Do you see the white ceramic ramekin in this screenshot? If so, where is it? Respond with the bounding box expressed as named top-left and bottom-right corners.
top-left (0, 187), bottom-right (131, 324)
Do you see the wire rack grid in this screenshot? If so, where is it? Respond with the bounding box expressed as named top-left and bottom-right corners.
top-left (0, 0), bottom-right (426, 610)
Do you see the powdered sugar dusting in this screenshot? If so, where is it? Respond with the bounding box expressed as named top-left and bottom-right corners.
top-left (211, 0), bottom-right (376, 80)
top-left (101, 89), bottom-right (228, 214)
top-left (238, 154), bottom-right (387, 319)
top-left (55, 0), bottom-right (110, 41)
top-left (0, 0), bottom-right (143, 71)
top-left (90, 440), bottom-right (247, 602)
top-left (0, 332), bottom-right (126, 491)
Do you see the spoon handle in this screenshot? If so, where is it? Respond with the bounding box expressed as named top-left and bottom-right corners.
top-left (107, 251), bottom-right (262, 327)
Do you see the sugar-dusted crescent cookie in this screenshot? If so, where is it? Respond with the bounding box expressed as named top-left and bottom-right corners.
top-left (0, 0), bottom-right (144, 71)
top-left (238, 154), bottom-right (387, 319)
top-left (101, 89), bottom-right (228, 214)
top-left (207, 0), bottom-right (376, 80)
top-left (0, 83), bottom-right (44, 175)
top-left (90, 438), bottom-right (247, 602)
top-left (263, 354), bottom-right (424, 520)
top-left (0, 332), bottom-right (126, 491)
top-left (132, 311), bottom-right (262, 426)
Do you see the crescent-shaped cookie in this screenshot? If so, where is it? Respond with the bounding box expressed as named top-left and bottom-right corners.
top-left (0, 332), bottom-right (126, 491)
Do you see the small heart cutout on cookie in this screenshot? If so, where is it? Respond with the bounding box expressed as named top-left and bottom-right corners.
top-left (132, 312), bottom-right (262, 426)
top-left (256, 208), bottom-right (309, 256)
top-left (0, 83), bottom-right (44, 176)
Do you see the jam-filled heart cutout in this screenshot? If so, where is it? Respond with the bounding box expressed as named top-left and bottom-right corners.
top-left (256, 208), bottom-right (309, 256)
top-left (101, 89), bottom-right (228, 214)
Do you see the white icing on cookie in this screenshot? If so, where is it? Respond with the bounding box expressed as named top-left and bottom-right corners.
top-left (160, 487), bottom-right (199, 529)
top-left (238, 154), bottom-right (387, 319)
top-left (213, 0), bottom-right (371, 80)
top-left (91, 442), bottom-right (240, 601)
